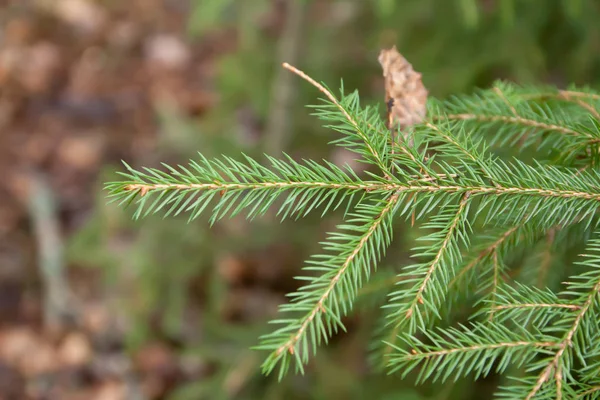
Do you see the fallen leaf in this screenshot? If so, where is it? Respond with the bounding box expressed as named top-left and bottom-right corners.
top-left (0, 327), bottom-right (39, 366)
top-left (46, 0), bottom-right (108, 35)
top-left (134, 342), bottom-right (176, 375)
top-left (144, 34), bottom-right (191, 70)
top-left (58, 332), bottom-right (92, 367)
top-left (81, 302), bottom-right (112, 335)
top-left (18, 42), bottom-right (63, 93)
top-left (57, 134), bottom-right (105, 170)
top-left (92, 381), bottom-right (127, 400)
top-left (378, 46), bottom-right (428, 134)
top-left (4, 17), bottom-right (36, 46)
top-left (0, 361), bottom-right (25, 399)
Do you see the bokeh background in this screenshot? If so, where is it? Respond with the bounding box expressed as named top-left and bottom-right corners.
top-left (1, 0), bottom-right (599, 399)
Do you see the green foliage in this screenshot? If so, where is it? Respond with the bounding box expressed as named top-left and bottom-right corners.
top-left (106, 74), bottom-right (600, 398)
top-left (256, 194), bottom-right (397, 379)
top-left (187, 0), bottom-right (271, 42)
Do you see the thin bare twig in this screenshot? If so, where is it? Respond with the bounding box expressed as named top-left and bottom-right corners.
top-left (282, 62), bottom-right (390, 174)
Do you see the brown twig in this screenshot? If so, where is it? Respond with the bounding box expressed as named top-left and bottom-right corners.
top-left (282, 62), bottom-right (390, 174)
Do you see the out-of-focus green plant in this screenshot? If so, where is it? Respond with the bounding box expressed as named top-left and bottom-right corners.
top-left (187, 0), bottom-right (271, 47)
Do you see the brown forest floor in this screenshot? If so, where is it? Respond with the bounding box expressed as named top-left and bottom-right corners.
top-left (0, 1), bottom-right (255, 398)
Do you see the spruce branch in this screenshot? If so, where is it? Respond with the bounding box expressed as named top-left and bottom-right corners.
top-left (428, 84), bottom-right (600, 162)
top-left (384, 193), bottom-right (472, 337)
top-left (105, 61), bottom-right (600, 395)
top-left (499, 237), bottom-right (600, 399)
top-left (386, 322), bottom-right (558, 382)
top-left (554, 92), bottom-right (600, 121)
top-left (438, 113), bottom-right (581, 138)
top-left (526, 288), bottom-right (600, 398)
top-left (485, 251), bottom-right (503, 321)
top-left (108, 152), bottom-right (600, 227)
top-left (524, 89), bottom-right (600, 120)
top-left (576, 385), bottom-right (600, 399)
top-left (558, 90), bottom-right (600, 102)
top-left (106, 154), bottom-right (393, 223)
top-left (535, 228), bottom-right (557, 288)
top-left (448, 222), bottom-right (525, 292)
top-left (256, 193), bottom-right (400, 378)
top-left (480, 283), bottom-right (577, 330)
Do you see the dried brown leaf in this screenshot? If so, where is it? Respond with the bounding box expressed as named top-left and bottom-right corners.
top-left (378, 46), bottom-right (428, 132)
top-left (58, 332), bottom-right (92, 367)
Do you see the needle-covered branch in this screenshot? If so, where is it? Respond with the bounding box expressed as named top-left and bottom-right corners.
top-left (498, 237), bottom-right (600, 399)
top-left (428, 82), bottom-right (600, 163)
top-left (106, 63), bottom-right (600, 396)
top-left (256, 194), bottom-right (400, 378)
top-left (106, 153), bottom-right (393, 223)
top-left (107, 150), bottom-right (600, 229)
top-left (384, 194), bottom-right (472, 336)
top-left (386, 322), bottom-right (558, 382)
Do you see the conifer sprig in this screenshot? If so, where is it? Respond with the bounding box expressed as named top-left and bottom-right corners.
top-left (386, 322), bottom-right (558, 381)
top-left (106, 62), bottom-right (600, 398)
top-left (514, 238), bottom-right (600, 400)
top-left (384, 194), bottom-right (472, 333)
top-left (256, 194), bottom-right (400, 378)
top-left (429, 82), bottom-right (600, 163)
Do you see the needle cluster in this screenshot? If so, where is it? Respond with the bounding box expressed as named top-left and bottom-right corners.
top-left (106, 68), bottom-right (600, 398)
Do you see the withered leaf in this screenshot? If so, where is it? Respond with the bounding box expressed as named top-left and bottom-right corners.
top-left (378, 46), bottom-right (428, 132)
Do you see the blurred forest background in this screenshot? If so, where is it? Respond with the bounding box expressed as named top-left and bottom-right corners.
top-left (0, 0), bottom-right (599, 399)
